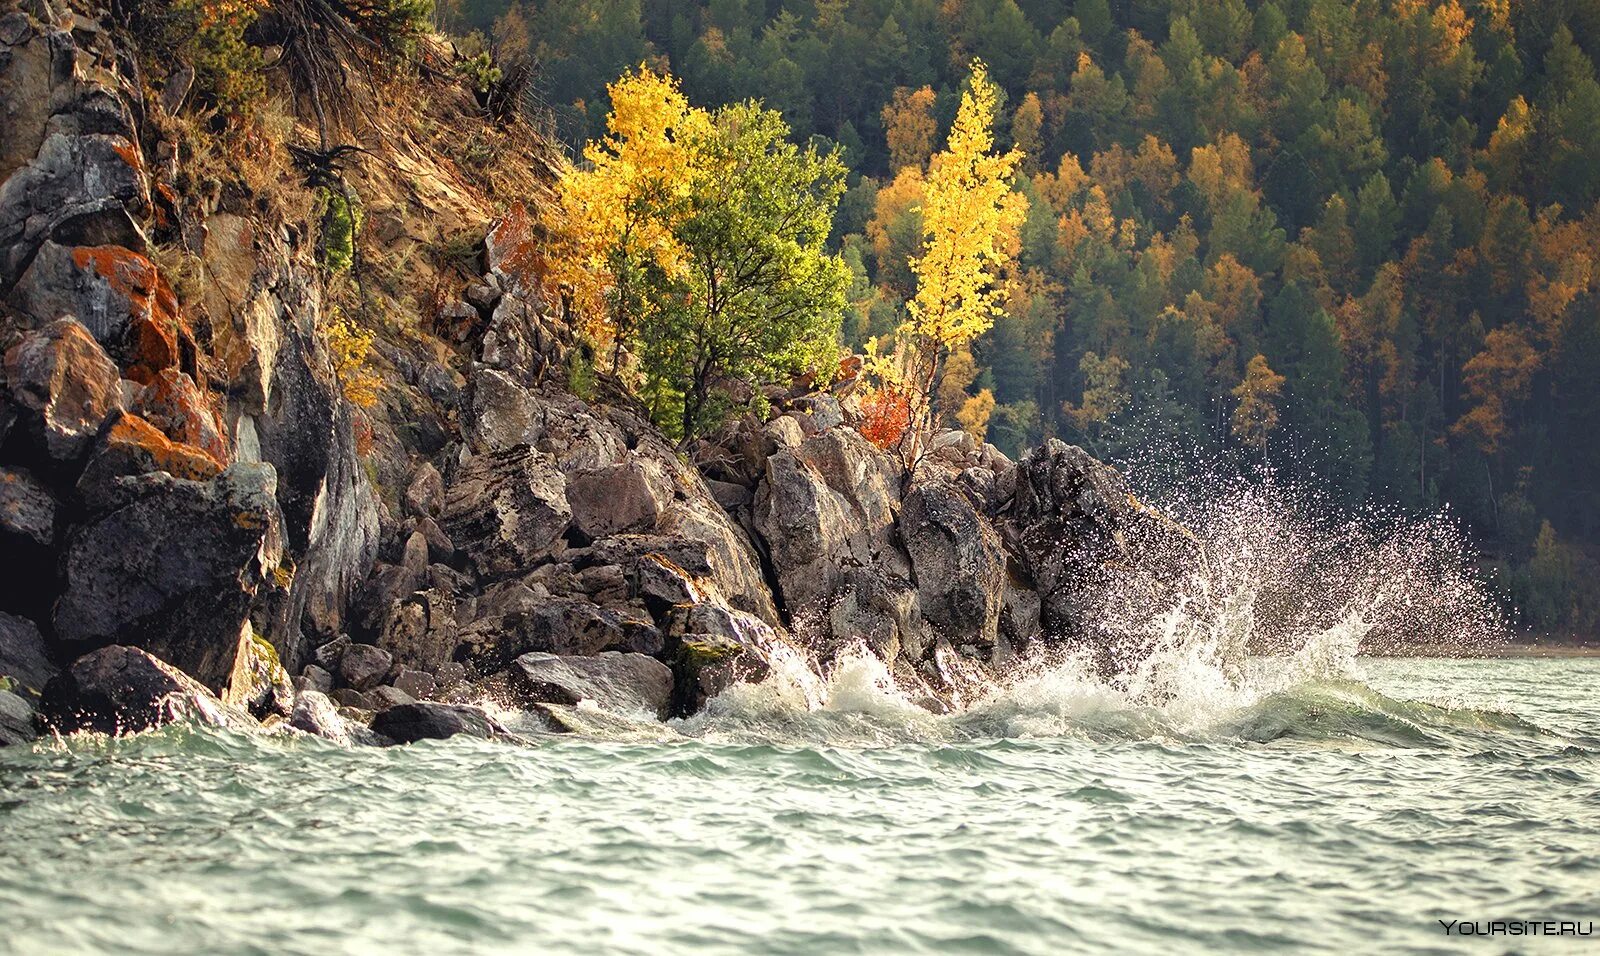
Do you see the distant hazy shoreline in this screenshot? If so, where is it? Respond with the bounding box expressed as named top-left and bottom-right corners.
top-left (1366, 644), bottom-right (1600, 658)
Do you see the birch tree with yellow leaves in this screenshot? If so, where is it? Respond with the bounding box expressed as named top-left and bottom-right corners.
top-left (551, 66), bottom-right (708, 368)
top-left (869, 59), bottom-right (1027, 463)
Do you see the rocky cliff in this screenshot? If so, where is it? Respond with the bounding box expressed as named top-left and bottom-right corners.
top-left (0, 0), bottom-right (1182, 746)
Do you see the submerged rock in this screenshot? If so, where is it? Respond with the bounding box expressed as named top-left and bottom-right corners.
top-left (36, 645), bottom-right (242, 736)
top-left (371, 701), bottom-right (502, 744)
top-left (509, 651), bottom-right (672, 718)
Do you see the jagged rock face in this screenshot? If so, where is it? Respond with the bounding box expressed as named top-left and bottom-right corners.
top-left (36, 644), bottom-right (242, 737)
top-left (53, 463), bottom-right (286, 691)
top-left (998, 439), bottom-right (1188, 645)
top-left (901, 480), bottom-right (1006, 652)
top-left (442, 445), bottom-right (572, 578)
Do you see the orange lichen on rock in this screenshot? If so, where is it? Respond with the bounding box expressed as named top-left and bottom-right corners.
top-left (69, 245), bottom-right (186, 384)
top-left (99, 413), bottom-right (223, 483)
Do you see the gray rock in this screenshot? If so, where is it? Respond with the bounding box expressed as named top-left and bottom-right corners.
top-left (392, 667), bottom-right (438, 700)
top-left (0, 689), bottom-right (35, 746)
top-left (288, 689), bottom-right (349, 742)
top-left (0, 466), bottom-right (55, 547)
top-left (53, 463), bottom-right (285, 691)
top-left (338, 643), bottom-right (393, 692)
top-left (376, 588), bottom-right (459, 673)
top-left (440, 445), bottom-right (571, 577)
top-left (371, 701), bottom-right (502, 744)
top-left (808, 394), bottom-right (844, 430)
top-left (567, 458), bottom-right (672, 539)
top-left (403, 461), bottom-right (443, 518)
top-left (3, 317), bottom-right (123, 463)
top-left (0, 131), bottom-right (151, 286)
top-left (413, 514), bottom-right (454, 562)
top-left (36, 645), bottom-right (240, 736)
top-left (902, 480), bottom-right (1006, 650)
top-left (509, 651), bottom-right (672, 717)
top-left (295, 663), bottom-right (333, 695)
top-left (0, 612), bottom-right (53, 698)
top-left (329, 687), bottom-right (376, 710)
top-left (368, 684), bottom-right (416, 710)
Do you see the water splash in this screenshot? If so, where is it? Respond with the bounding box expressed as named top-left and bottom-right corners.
top-left (676, 478), bottom-right (1514, 747)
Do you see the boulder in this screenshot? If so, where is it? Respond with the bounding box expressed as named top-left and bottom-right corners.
top-left (0, 612), bottom-right (53, 698)
top-left (9, 242), bottom-right (183, 382)
top-left (75, 411), bottom-right (222, 512)
top-left (371, 701), bottom-right (502, 744)
top-left (754, 428), bottom-right (906, 618)
top-left (998, 439), bottom-right (1193, 644)
top-left (288, 689), bottom-right (350, 742)
top-left (0, 689), bottom-right (34, 746)
top-left (0, 131), bottom-right (151, 286)
top-left (392, 667), bottom-right (438, 700)
top-left (509, 651), bottom-right (673, 717)
top-left (901, 480), bottom-right (1006, 651)
top-left (567, 457), bottom-right (673, 539)
top-left (440, 445), bottom-right (571, 578)
top-left (52, 463), bottom-right (285, 691)
top-left (403, 461), bottom-right (443, 518)
top-left (3, 317), bottom-right (123, 463)
top-left (368, 684), bottom-right (416, 710)
top-left (338, 643), bottom-right (393, 692)
top-left (130, 369), bottom-right (228, 463)
top-left (0, 466), bottom-right (55, 548)
top-left (376, 588), bottom-right (459, 673)
top-left (222, 627), bottom-right (294, 719)
top-left (36, 645), bottom-right (240, 736)
top-left (295, 663), bottom-right (333, 696)
top-left (458, 589), bottom-right (655, 671)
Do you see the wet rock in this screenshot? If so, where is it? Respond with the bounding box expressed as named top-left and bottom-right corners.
top-left (509, 651), bottom-right (672, 717)
top-left (0, 612), bottom-right (53, 698)
top-left (901, 480), bottom-right (1006, 650)
top-left (0, 689), bottom-right (36, 746)
top-left (998, 439), bottom-right (1191, 643)
top-left (392, 667), bottom-right (437, 700)
top-left (36, 645), bottom-right (240, 736)
top-left (825, 568), bottom-right (926, 662)
top-left (53, 463), bottom-right (285, 691)
top-left (440, 445), bottom-right (570, 578)
top-left (371, 701), bottom-right (502, 744)
top-left (3, 317), bottom-right (123, 464)
top-left (223, 628), bottom-right (294, 719)
top-left (329, 687), bottom-right (376, 710)
top-left (338, 643), bottom-right (393, 692)
top-left (288, 689), bottom-right (350, 742)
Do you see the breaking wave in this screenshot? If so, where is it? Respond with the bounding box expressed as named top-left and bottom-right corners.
top-left (655, 479), bottom-right (1525, 749)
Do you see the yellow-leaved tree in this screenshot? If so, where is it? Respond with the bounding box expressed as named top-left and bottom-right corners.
top-left (868, 59), bottom-right (1027, 463)
top-left (550, 66), bottom-right (709, 368)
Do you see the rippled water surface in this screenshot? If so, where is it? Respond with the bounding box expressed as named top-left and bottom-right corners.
top-left (2, 656), bottom-right (1597, 955)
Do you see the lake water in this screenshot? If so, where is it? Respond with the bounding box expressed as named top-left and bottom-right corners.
top-left (1, 654), bottom-right (1596, 955)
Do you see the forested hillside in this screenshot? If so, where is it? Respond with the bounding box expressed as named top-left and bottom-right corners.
top-left (440, 0), bottom-right (1600, 636)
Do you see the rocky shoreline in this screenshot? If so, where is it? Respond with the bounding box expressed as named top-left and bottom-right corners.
top-left (0, 0), bottom-right (1181, 748)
